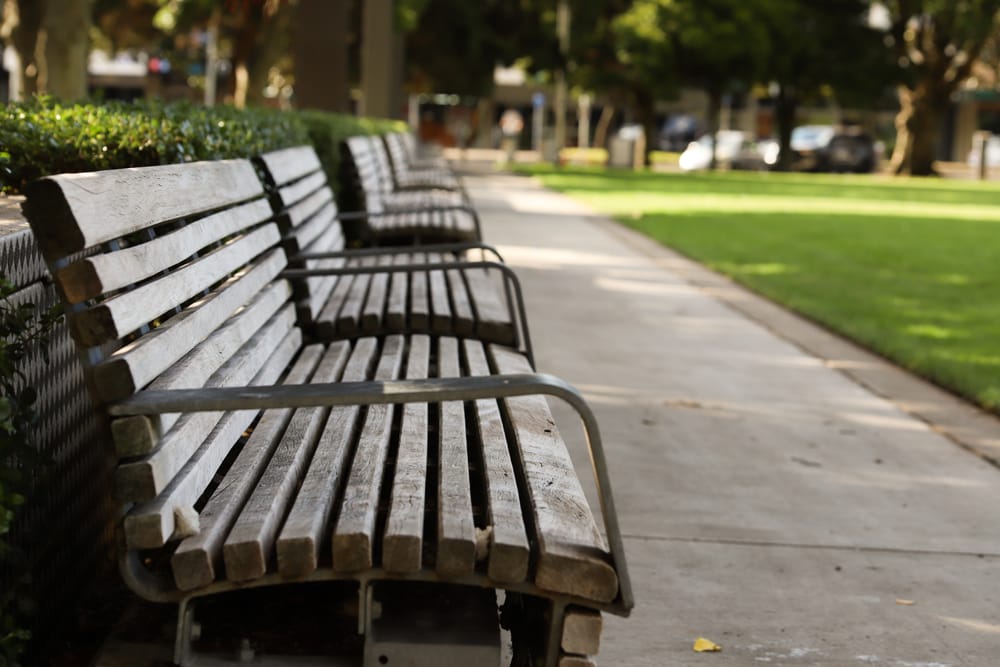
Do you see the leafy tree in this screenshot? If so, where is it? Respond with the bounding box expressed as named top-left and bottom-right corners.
top-left (881, 0), bottom-right (1000, 175)
top-left (759, 0), bottom-right (889, 170)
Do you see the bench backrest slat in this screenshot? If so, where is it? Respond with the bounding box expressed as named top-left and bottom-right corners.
top-left (23, 160), bottom-right (263, 257)
top-left (257, 145), bottom-right (323, 189)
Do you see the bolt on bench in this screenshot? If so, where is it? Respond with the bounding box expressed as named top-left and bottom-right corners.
top-left (22, 157), bottom-right (632, 666)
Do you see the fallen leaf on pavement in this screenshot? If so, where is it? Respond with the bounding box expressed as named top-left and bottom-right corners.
top-left (693, 637), bottom-right (722, 652)
top-left (895, 599), bottom-right (916, 606)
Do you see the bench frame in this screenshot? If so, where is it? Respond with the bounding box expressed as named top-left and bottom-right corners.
top-left (114, 373), bottom-right (632, 666)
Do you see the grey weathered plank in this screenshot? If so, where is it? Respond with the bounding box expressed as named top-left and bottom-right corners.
top-left (381, 334), bottom-right (430, 573)
top-left (70, 224), bottom-right (280, 347)
top-left (222, 342), bottom-right (350, 582)
top-left (557, 656), bottom-right (596, 667)
top-left (360, 254), bottom-right (392, 333)
top-left (55, 198), bottom-right (273, 304)
top-left (284, 186), bottom-right (334, 230)
top-left (561, 608), bottom-right (602, 655)
top-left (332, 335), bottom-right (405, 572)
top-left (169, 341), bottom-right (327, 589)
top-left (122, 328), bottom-right (302, 549)
top-left (283, 198), bottom-right (335, 255)
top-left (408, 253), bottom-right (429, 331)
top-left (275, 338), bottom-right (378, 578)
top-left (464, 267), bottom-right (516, 346)
top-left (436, 336), bottom-right (476, 577)
top-left (463, 340), bottom-right (529, 583)
top-left (489, 345), bottom-right (619, 603)
top-left (278, 171), bottom-right (326, 214)
top-left (259, 146), bottom-right (323, 189)
top-left (384, 253), bottom-right (409, 331)
top-left (110, 281), bottom-right (292, 457)
top-left (335, 256), bottom-right (374, 336)
top-left (114, 305), bottom-right (297, 501)
top-left (92, 250), bottom-right (287, 403)
top-left (23, 159), bottom-right (263, 257)
top-left (446, 263), bottom-right (475, 336)
top-left (315, 264), bottom-right (355, 340)
top-left (427, 254), bottom-right (451, 334)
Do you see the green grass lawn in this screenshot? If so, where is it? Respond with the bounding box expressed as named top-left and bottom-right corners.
top-left (519, 165), bottom-right (1000, 412)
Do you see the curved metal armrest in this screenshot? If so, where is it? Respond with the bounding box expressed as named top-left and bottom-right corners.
top-left (109, 373), bottom-right (632, 612)
top-left (294, 241), bottom-right (504, 264)
top-left (281, 260), bottom-right (532, 364)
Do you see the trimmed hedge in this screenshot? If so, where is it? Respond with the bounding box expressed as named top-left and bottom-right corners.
top-left (0, 97), bottom-right (405, 195)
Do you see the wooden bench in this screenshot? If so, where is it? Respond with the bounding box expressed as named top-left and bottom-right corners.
top-left (22, 158), bottom-right (632, 666)
top-left (380, 132), bottom-right (465, 193)
top-left (384, 131), bottom-right (451, 172)
top-left (257, 145), bottom-right (528, 357)
top-left (342, 135), bottom-right (481, 243)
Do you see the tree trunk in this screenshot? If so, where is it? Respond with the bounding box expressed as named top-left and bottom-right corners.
top-left (39, 0), bottom-right (92, 100)
top-left (1, 0), bottom-right (46, 99)
top-left (773, 84), bottom-right (797, 172)
top-left (705, 88), bottom-right (722, 170)
top-left (294, 0), bottom-right (350, 112)
top-left (890, 84), bottom-right (948, 176)
top-left (593, 105), bottom-right (614, 149)
top-left (632, 90), bottom-right (656, 167)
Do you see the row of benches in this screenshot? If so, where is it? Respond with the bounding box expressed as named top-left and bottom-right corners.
top-left (21, 132), bottom-right (632, 666)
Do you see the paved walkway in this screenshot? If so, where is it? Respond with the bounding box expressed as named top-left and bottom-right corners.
top-left (464, 165), bottom-right (1000, 666)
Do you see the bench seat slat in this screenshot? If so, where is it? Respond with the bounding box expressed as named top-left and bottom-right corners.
top-left (489, 345), bottom-right (619, 603)
top-left (436, 336), bottom-right (476, 577)
top-left (361, 255), bottom-right (392, 333)
top-left (384, 254), bottom-right (409, 330)
top-left (170, 339), bottom-right (334, 590)
top-left (275, 339), bottom-right (377, 578)
top-left (381, 334), bottom-right (430, 573)
top-left (71, 224), bottom-right (280, 347)
top-left (408, 253), bottom-right (430, 330)
top-left (123, 326), bottom-right (303, 549)
top-left (332, 335), bottom-right (405, 572)
top-left (445, 262), bottom-right (475, 337)
top-left (464, 340), bottom-right (530, 583)
top-left (223, 343), bottom-right (350, 582)
top-left (465, 268), bottom-right (516, 346)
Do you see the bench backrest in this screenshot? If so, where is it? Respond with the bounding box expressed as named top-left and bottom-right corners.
top-left (343, 135), bottom-right (392, 214)
top-left (382, 133), bottom-right (413, 180)
top-left (22, 160), bottom-right (299, 549)
top-left (257, 145), bottom-right (350, 322)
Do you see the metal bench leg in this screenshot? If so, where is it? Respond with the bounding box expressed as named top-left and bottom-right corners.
top-left (173, 598), bottom-right (198, 667)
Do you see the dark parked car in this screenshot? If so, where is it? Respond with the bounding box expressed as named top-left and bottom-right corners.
top-left (790, 125), bottom-right (876, 173)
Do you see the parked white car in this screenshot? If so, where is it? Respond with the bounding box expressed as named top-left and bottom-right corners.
top-left (678, 131), bottom-right (748, 171)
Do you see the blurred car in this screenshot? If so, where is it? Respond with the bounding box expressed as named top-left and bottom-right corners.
top-left (790, 125), bottom-right (876, 173)
top-left (658, 114), bottom-right (703, 152)
top-left (678, 131), bottom-right (746, 171)
top-left (679, 131), bottom-right (778, 171)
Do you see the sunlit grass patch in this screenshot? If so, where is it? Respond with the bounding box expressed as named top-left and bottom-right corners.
top-left (519, 165), bottom-right (1000, 412)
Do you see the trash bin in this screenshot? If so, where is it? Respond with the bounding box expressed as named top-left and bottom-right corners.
top-left (609, 137), bottom-right (635, 168)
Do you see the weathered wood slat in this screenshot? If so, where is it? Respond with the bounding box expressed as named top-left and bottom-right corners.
top-left (71, 224), bottom-right (280, 347)
top-left (360, 254), bottom-right (392, 333)
top-left (463, 340), bottom-right (529, 583)
top-left (258, 145), bottom-right (323, 188)
top-left (55, 198), bottom-right (273, 304)
top-left (332, 335), bottom-right (405, 572)
top-left (223, 343), bottom-right (350, 582)
top-left (489, 345), bottom-right (619, 603)
top-left (114, 306), bottom-right (297, 500)
top-left (276, 338), bottom-right (378, 578)
top-left (278, 171), bottom-right (326, 214)
top-left (427, 254), bottom-right (451, 334)
top-left (110, 281), bottom-right (292, 457)
top-left (408, 253), bottom-right (429, 331)
top-left (283, 199), bottom-right (335, 255)
top-left (446, 264), bottom-right (475, 337)
top-left (170, 341), bottom-right (328, 589)
top-left (335, 256), bottom-right (373, 336)
top-left (315, 267), bottom-right (354, 340)
top-left (284, 186), bottom-right (334, 230)
top-left (381, 334), bottom-right (430, 573)
top-left (561, 608), bottom-right (602, 655)
top-left (92, 250), bottom-right (287, 403)
top-left (23, 159), bottom-right (263, 257)
top-left (122, 328), bottom-right (303, 549)
top-left (558, 655), bottom-right (596, 667)
top-left (384, 253), bottom-right (409, 331)
top-left (464, 268), bottom-right (516, 346)
top-left (436, 337), bottom-right (476, 577)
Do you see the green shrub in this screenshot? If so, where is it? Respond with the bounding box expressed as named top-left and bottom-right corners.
top-left (297, 109), bottom-right (406, 195)
top-left (0, 98), bottom-right (312, 193)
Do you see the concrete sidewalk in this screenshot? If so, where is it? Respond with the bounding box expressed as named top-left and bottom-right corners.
top-left (465, 167), bottom-right (1000, 666)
